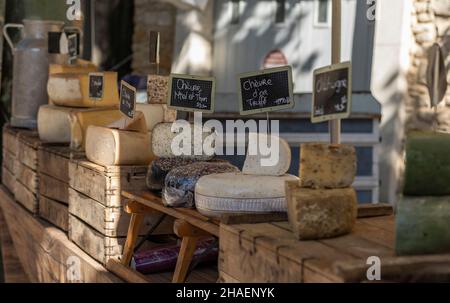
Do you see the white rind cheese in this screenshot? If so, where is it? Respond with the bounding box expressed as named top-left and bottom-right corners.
top-left (86, 126), bottom-right (155, 166)
top-left (195, 173), bottom-right (299, 218)
top-left (38, 105), bottom-right (76, 143)
top-left (136, 104), bottom-right (177, 131)
top-left (47, 72), bottom-right (119, 108)
top-left (151, 122), bottom-right (215, 160)
top-left (242, 133), bottom-right (292, 176)
top-left (299, 143), bottom-right (356, 189)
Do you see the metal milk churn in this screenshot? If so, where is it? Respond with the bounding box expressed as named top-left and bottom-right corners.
top-left (3, 20), bottom-right (70, 129)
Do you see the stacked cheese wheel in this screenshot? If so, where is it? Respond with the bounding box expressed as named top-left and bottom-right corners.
top-left (194, 133), bottom-right (299, 218)
top-left (286, 143), bottom-right (358, 240)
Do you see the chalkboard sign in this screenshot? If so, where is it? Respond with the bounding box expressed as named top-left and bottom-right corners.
top-left (89, 73), bottom-right (104, 100)
top-left (238, 66), bottom-right (294, 115)
top-left (48, 32), bottom-right (62, 54)
top-left (312, 62), bottom-right (352, 123)
top-left (167, 74), bottom-right (215, 113)
top-left (68, 34), bottom-right (78, 62)
top-left (149, 31), bottom-right (160, 64)
top-left (120, 81), bottom-right (137, 119)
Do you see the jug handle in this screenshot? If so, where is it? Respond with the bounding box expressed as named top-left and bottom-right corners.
top-left (3, 23), bottom-right (24, 52)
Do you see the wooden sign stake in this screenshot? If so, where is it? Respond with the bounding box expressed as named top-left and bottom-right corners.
top-left (433, 46), bottom-right (439, 131)
top-left (330, 0), bottom-right (342, 144)
top-left (150, 31), bottom-right (161, 75)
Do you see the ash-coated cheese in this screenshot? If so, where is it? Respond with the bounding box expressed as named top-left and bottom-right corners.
top-left (243, 133), bottom-right (291, 176)
top-left (47, 72), bottom-right (119, 108)
top-left (38, 105), bottom-right (74, 143)
top-left (151, 123), bottom-right (215, 160)
top-left (195, 173), bottom-right (299, 218)
top-left (286, 181), bottom-right (357, 240)
top-left (86, 126), bottom-right (155, 166)
top-left (69, 108), bottom-right (123, 151)
top-left (49, 60), bottom-right (98, 75)
top-left (147, 75), bottom-right (169, 104)
top-left (299, 143), bottom-right (356, 189)
top-left (403, 132), bottom-right (450, 196)
top-left (136, 103), bottom-right (177, 131)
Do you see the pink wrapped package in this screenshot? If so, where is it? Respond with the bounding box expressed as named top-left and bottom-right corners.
top-left (132, 238), bottom-right (218, 274)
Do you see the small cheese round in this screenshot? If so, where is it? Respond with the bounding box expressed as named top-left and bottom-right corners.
top-left (195, 173), bottom-right (299, 218)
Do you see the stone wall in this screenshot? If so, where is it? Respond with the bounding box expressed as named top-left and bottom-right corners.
top-left (407, 0), bottom-right (450, 132)
top-left (132, 0), bottom-right (177, 75)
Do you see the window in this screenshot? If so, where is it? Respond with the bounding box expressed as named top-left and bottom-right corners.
top-left (275, 0), bottom-right (286, 24)
top-left (231, 0), bottom-right (240, 24)
top-left (315, 0), bottom-right (330, 27)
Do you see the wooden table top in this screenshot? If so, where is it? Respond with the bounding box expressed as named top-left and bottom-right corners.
top-left (220, 215), bottom-right (450, 282)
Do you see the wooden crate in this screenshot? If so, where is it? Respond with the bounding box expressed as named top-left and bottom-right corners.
top-left (69, 188), bottom-right (172, 237)
top-left (16, 130), bottom-right (41, 171)
top-left (69, 160), bottom-right (149, 208)
top-left (40, 174), bottom-right (70, 204)
top-left (0, 186), bottom-right (122, 283)
top-left (14, 181), bottom-right (38, 214)
top-left (69, 214), bottom-right (143, 266)
top-left (219, 215), bottom-right (450, 283)
top-left (38, 145), bottom-right (85, 184)
top-left (1, 165), bottom-right (16, 197)
top-left (2, 149), bottom-right (16, 175)
top-left (39, 196), bottom-right (69, 232)
top-left (2, 124), bottom-right (19, 156)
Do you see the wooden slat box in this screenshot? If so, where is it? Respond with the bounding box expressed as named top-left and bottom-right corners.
top-left (38, 146), bottom-right (85, 231)
top-left (68, 160), bottom-right (173, 265)
top-left (2, 124), bottom-right (19, 156)
top-left (13, 131), bottom-right (42, 214)
top-left (1, 165), bottom-right (16, 196)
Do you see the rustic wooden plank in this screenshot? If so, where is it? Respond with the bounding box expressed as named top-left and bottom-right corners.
top-left (69, 160), bottom-right (148, 208)
top-left (123, 191), bottom-right (220, 237)
top-left (0, 186), bottom-right (123, 283)
top-left (333, 254), bottom-right (450, 283)
top-left (69, 188), bottom-right (173, 237)
top-left (17, 133), bottom-right (40, 171)
top-left (219, 223), bottom-right (354, 283)
top-left (1, 166), bottom-right (15, 196)
top-left (0, 207), bottom-right (29, 283)
top-left (40, 174), bottom-right (69, 204)
top-left (14, 161), bottom-right (38, 194)
top-left (2, 125), bottom-right (19, 156)
top-left (39, 196), bottom-right (69, 232)
top-left (357, 204), bottom-right (393, 218)
top-left (106, 258), bottom-right (152, 283)
top-left (220, 213), bottom-right (288, 225)
top-left (69, 214), bottom-right (144, 266)
top-left (14, 181), bottom-right (38, 214)
top-left (359, 215), bottom-right (396, 232)
top-left (38, 145), bottom-right (85, 183)
top-left (2, 149), bottom-right (16, 174)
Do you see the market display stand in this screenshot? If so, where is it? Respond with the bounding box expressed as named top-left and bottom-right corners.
top-left (0, 185), bottom-right (122, 283)
top-left (219, 209), bottom-right (450, 283)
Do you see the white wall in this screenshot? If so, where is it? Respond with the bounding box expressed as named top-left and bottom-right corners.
top-left (371, 0), bottom-right (413, 204)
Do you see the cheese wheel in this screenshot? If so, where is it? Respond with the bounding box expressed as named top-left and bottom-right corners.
top-left (107, 111), bottom-right (148, 134)
top-left (49, 60), bottom-right (98, 75)
top-left (152, 123), bottom-right (215, 160)
top-left (38, 105), bottom-right (75, 143)
top-left (136, 104), bottom-right (177, 131)
top-left (299, 143), bottom-right (356, 189)
top-left (147, 75), bottom-right (169, 104)
top-left (286, 181), bottom-right (357, 240)
top-left (403, 132), bottom-right (450, 196)
top-left (47, 72), bottom-right (119, 108)
top-left (396, 195), bottom-right (450, 256)
top-left (69, 108), bottom-right (123, 151)
top-left (86, 126), bottom-right (155, 166)
top-left (195, 173), bottom-right (299, 218)
top-left (243, 133), bottom-right (291, 176)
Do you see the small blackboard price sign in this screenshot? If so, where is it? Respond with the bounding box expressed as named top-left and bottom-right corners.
top-left (68, 34), bottom-right (78, 63)
top-left (120, 81), bottom-right (137, 119)
top-left (238, 66), bottom-right (294, 116)
top-left (89, 73), bottom-right (104, 100)
top-left (167, 74), bottom-right (215, 113)
top-left (312, 61), bottom-right (352, 123)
